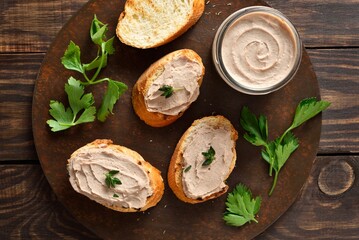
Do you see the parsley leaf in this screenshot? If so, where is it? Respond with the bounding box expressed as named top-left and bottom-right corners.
top-left (202, 146), bottom-right (216, 166)
top-left (83, 56), bottom-right (104, 71)
top-left (291, 97), bottom-right (331, 129)
top-left (61, 41), bottom-right (84, 74)
top-left (240, 106), bottom-right (268, 146)
top-left (105, 170), bottom-right (122, 188)
top-left (97, 79), bottom-right (128, 122)
top-left (159, 85), bottom-right (174, 98)
top-left (47, 77), bottom-right (96, 132)
top-left (280, 97), bottom-right (331, 142)
top-left (90, 15), bottom-right (108, 45)
top-left (223, 183), bottom-right (261, 227)
top-left (266, 132), bottom-right (299, 195)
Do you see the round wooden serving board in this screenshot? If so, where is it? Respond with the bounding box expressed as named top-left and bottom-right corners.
top-left (32, 0), bottom-right (322, 239)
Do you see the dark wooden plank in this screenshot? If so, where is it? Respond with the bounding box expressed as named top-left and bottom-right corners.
top-left (266, 0), bottom-right (359, 47)
top-left (310, 49), bottom-right (359, 154)
top-left (0, 54), bottom-right (42, 160)
top-left (1, 48), bottom-right (357, 160)
top-left (0, 156), bottom-right (357, 239)
top-left (0, 165), bottom-right (99, 239)
top-left (0, 0), bottom-right (87, 53)
top-left (0, 0), bottom-right (358, 53)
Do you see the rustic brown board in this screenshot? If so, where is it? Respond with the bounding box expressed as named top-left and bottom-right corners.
top-left (0, 156), bottom-right (357, 239)
top-left (31, 0), bottom-right (324, 239)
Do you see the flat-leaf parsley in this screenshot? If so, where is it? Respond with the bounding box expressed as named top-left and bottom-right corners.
top-left (47, 15), bottom-right (128, 131)
top-left (47, 77), bottom-right (96, 132)
top-left (223, 183), bottom-right (261, 227)
top-left (240, 97), bottom-right (330, 195)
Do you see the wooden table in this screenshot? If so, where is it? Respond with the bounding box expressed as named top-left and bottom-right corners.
top-left (1, 0), bottom-right (358, 239)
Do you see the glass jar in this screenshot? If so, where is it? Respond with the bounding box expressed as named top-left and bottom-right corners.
top-left (212, 6), bottom-right (302, 95)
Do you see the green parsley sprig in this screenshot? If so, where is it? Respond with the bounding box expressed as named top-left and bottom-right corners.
top-left (223, 183), bottom-right (261, 227)
top-left (47, 15), bottom-right (128, 131)
top-left (158, 85), bottom-right (183, 98)
top-left (202, 146), bottom-right (216, 166)
top-left (105, 170), bottom-right (122, 188)
top-left (240, 97), bottom-right (330, 195)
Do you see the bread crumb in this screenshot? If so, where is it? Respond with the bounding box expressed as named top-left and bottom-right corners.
top-left (215, 11), bottom-right (222, 16)
top-left (206, 0), bottom-right (210, 4)
top-left (149, 139), bottom-right (153, 143)
top-left (163, 230), bottom-right (166, 234)
top-left (205, 12), bottom-right (211, 15)
top-left (212, 4), bottom-right (216, 8)
top-left (227, 2), bottom-right (232, 6)
top-left (164, 204), bottom-right (167, 208)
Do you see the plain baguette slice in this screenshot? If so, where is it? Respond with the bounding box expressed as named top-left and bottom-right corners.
top-left (67, 139), bottom-right (164, 212)
top-left (132, 49), bottom-right (205, 127)
top-left (116, 0), bottom-right (205, 48)
top-left (168, 116), bottom-right (238, 204)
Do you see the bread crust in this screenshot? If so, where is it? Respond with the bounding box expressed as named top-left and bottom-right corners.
top-left (132, 49), bottom-right (205, 127)
top-left (116, 0), bottom-right (205, 49)
top-left (68, 139), bottom-right (164, 212)
top-left (167, 116), bottom-right (238, 204)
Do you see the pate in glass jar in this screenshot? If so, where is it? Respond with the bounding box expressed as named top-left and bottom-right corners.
top-left (212, 6), bottom-right (302, 95)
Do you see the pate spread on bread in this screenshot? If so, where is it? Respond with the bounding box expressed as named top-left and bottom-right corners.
top-left (132, 49), bottom-right (205, 127)
top-left (67, 139), bottom-right (164, 212)
top-left (168, 116), bottom-right (238, 203)
top-left (116, 0), bottom-right (205, 49)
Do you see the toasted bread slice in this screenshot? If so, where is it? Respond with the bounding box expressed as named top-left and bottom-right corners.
top-left (116, 0), bottom-right (205, 48)
top-left (132, 49), bottom-right (205, 127)
top-left (67, 139), bottom-right (164, 212)
top-left (168, 116), bottom-right (238, 203)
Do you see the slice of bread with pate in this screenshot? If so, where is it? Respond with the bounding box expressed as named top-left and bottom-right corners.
top-left (116, 0), bottom-right (205, 49)
top-left (168, 116), bottom-right (238, 203)
top-left (132, 49), bottom-right (205, 127)
top-left (67, 139), bottom-right (164, 212)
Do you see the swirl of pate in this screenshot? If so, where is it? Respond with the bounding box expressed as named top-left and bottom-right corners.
top-left (221, 11), bottom-right (297, 89)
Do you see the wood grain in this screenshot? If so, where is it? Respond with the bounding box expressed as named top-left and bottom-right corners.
top-left (0, 0), bottom-right (358, 53)
top-left (1, 49), bottom-right (358, 160)
top-left (266, 0), bottom-right (359, 47)
top-left (310, 49), bottom-right (359, 154)
top-left (0, 0), bottom-right (88, 53)
top-left (0, 165), bottom-right (98, 239)
top-left (0, 156), bottom-right (357, 239)
top-left (0, 54), bottom-right (41, 160)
